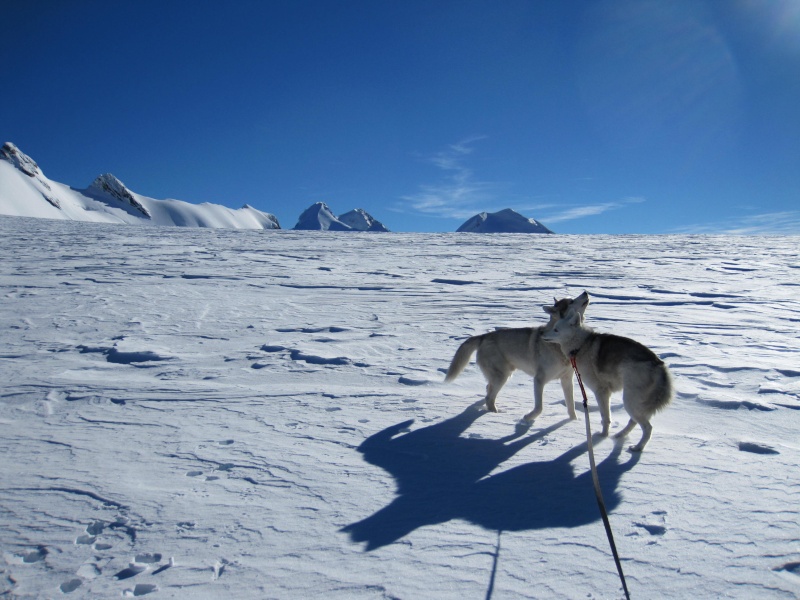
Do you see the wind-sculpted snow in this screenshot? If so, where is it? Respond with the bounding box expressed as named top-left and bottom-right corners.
top-left (1, 216), bottom-right (799, 598)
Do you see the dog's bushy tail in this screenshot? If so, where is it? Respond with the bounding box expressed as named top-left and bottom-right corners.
top-left (650, 364), bottom-right (673, 414)
top-left (444, 336), bottom-right (482, 382)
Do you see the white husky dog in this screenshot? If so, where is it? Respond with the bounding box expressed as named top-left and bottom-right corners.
top-left (542, 292), bottom-right (672, 452)
top-left (445, 293), bottom-right (589, 422)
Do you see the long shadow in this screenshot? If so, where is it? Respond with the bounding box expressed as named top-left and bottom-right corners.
top-left (342, 402), bottom-right (639, 550)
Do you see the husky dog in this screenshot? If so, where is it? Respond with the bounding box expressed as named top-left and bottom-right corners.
top-left (445, 293), bottom-right (589, 422)
top-left (542, 292), bottom-right (672, 452)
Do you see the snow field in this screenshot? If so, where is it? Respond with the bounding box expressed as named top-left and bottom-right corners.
top-left (1, 217), bottom-right (799, 598)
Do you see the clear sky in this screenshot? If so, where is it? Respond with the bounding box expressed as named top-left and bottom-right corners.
top-left (2, 0), bottom-right (799, 233)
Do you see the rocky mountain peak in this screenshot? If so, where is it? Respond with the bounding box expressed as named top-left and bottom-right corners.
top-left (1, 142), bottom-right (41, 178)
top-left (89, 174), bottom-right (151, 218)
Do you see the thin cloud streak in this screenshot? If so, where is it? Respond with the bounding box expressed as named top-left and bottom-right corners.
top-left (541, 197), bottom-right (645, 224)
top-left (400, 137), bottom-right (501, 219)
top-left (673, 211), bottom-right (800, 235)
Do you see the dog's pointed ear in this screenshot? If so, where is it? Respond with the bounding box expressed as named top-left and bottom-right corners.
top-left (569, 311), bottom-right (582, 326)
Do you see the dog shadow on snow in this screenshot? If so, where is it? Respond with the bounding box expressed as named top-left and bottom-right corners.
top-left (342, 402), bottom-right (639, 551)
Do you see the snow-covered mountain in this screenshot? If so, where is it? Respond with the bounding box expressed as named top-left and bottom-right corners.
top-left (0, 142), bottom-right (280, 230)
top-left (293, 202), bottom-right (389, 231)
top-left (338, 208), bottom-right (389, 232)
top-left (457, 208), bottom-right (553, 233)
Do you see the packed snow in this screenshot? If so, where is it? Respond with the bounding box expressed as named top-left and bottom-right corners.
top-left (1, 216), bottom-right (799, 599)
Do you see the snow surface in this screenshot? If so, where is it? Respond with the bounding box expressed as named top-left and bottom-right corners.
top-left (1, 216), bottom-right (799, 599)
top-left (0, 144), bottom-right (280, 230)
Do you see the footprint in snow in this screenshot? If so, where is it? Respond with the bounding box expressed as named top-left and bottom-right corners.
top-left (75, 534), bottom-right (96, 545)
top-left (22, 546), bottom-right (47, 563)
top-left (114, 564), bottom-right (146, 580)
top-left (86, 521), bottom-right (104, 536)
top-left (123, 583), bottom-right (158, 596)
top-left (59, 578), bottom-right (82, 594)
top-left (135, 553), bottom-right (162, 564)
top-left (76, 563), bottom-right (101, 579)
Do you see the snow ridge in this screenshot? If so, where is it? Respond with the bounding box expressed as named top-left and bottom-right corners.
top-left (0, 142), bottom-right (280, 230)
top-left (89, 174), bottom-right (151, 218)
top-left (0, 142), bottom-right (62, 209)
top-left (1, 142), bottom-right (41, 177)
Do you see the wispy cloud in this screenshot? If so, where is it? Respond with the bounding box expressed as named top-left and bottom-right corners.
top-left (540, 197), bottom-right (645, 224)
top-left (399, 137), bottom-right (502, 219)
top-left (672, 211), bottom-right (800, 235)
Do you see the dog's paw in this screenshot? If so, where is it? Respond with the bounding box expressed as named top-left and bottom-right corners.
top-left (628, 444), bottom-right (644, 453)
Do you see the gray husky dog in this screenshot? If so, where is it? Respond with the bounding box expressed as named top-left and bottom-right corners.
top-left (445, 293), bottom-right (589, 423)
top-left (542, 292), bottom-right (672, 452)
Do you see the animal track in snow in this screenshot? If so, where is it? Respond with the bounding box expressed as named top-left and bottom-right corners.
top-left (22, 546), bottom-right (47, 563)
top-left (75, 534), bottom-right (96, 545)
top-left (76, 563), bottom-right (101, 579)
top-left (135, 553), bottom-right (162, 564)
top-left (59, 578), bottom-right (82, 593)
top-left (123, 583), bottom-right (159, 596)
top-left (114, 563), bottom-right (146, 580)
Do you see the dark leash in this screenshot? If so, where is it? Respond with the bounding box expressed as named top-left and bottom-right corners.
top-left (570, 354), bottom-right (631, 600)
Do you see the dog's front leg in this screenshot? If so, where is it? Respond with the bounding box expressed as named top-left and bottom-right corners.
top-left (560, 373), bottom-right (577, 420)
top-left (522, 377), bottom-right (545, 422)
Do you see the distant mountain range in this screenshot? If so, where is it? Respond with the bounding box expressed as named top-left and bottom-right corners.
top-left (293, 203), bottom-right (389, 232)
top-left (0, 143), bottom-right (281, 229)
top-left (1, 142), bottom-right (553, 233)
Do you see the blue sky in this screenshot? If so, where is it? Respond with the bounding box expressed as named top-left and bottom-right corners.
top-left (2, 0), bottom-right (799, 233)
